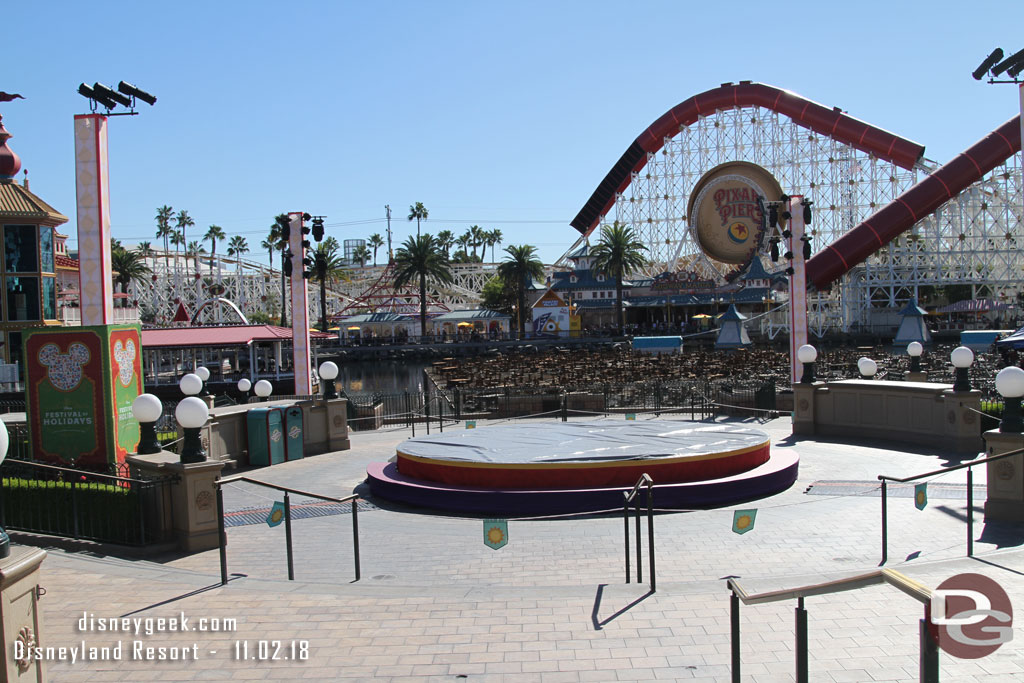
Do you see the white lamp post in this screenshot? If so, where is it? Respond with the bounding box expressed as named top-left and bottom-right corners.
top-left (254, 380), bottom-right (273, 402)
top-left (237, 378), bottom-right (251, 402)
top-left (319, 361), bottom-right (339, 400)
top-left (858, 357), bottom-right (877, 379)
top-left (950, 346), bottom-right (975, 392)
top-left (194, 365), bottom-right (211, 396)
top-left (995, 366), bottom-right (1024, 432)
top-left (907, 341), bottom-right (924, 373)
top-left (796, 344), bottom-right (817, 384)
top-left (179, 373), bottom-right (203, 397)
top-left (175, 396), bottom-right (210, 463)
top-left (132, 393), bottom-right (163, 454)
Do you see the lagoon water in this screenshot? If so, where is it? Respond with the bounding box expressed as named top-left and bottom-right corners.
top-left (338, 359), bottom-right (431, 396)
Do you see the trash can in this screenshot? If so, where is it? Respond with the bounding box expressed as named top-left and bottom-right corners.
top-left (284, 406), bottom-right (304, 461)
top-left (246, 407), bottom-right (286, 466)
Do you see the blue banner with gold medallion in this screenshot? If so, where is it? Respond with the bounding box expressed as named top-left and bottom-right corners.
top-left (483, 519), bottom-right (508, 549)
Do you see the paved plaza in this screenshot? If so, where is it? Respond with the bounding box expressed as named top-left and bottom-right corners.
top-left (24, 415), bottom-right (1024, 681)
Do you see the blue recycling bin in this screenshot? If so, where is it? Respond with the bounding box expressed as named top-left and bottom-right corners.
top-left (284, 406), bottom-right (304, 461)
top-left (246, 407), bottom-right (285, 466)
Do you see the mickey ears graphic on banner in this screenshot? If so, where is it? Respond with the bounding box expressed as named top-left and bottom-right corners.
top-left (266, 501), bottom-right (286, 527)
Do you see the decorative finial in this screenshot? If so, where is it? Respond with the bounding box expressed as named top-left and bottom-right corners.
top-left (0, 92), bottom-right (24, 103)
top-left (0, 115), bottom-right (21, 180)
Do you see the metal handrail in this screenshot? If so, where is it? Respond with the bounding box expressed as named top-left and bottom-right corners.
top-left (728, 569), bottom-right (936, 683)
top-left (214, 475), bottom-right (360, 585)
top-left (878, 447), bottom-right (1023, 563)
top-left (622, 473), bottom-right (655, 592)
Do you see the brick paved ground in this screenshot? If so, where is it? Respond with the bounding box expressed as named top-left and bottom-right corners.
top-left (26, 416), bottom-right (1024, 681)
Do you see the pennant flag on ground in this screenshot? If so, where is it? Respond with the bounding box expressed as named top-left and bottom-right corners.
top-left (732, 509), bottom-right (757, 534)
top-left (466, 420), bottom-right (476, 429)
top-left (266, 501), bottom-right (286, 527)
top-left (483, 519), bottom-right (508, 550)
top-left (915, 483), bottom-right (928, 510)
top-left (625, 413), bottom-right (636, 421)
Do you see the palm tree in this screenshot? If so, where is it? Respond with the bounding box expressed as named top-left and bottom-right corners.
top-left (436, 230), bottom-right (454, 257)
top-left (351, 244), bottom-right (371, 267)
top-left (488, 228), bottom-right (503, 262)
top-left (498, 244), bottom-right (545, 339)
top-left (312, 239), bottom-right (349, 332)
top-left (261, 236), bottom-right (278, 271)
top-left (468, 225), bottom-right (485, 260)
top-left (456, 232), bottom-right (471, 257)
top-left (227, 235), bottom-right (249, 260)
top-left (392, 234), bottom-right (453, 337)
top-left (136, 241), bottom-right (154, 258)
top-left (204, 224), bottom-right (226, 263)
top-left (186, 240), bottom-right (206, 273)
top-left (407, 202), bottom-right (428, 237)
top-left (111, 246), bottom-right (152, 308)
top-left (154, 205), bottom-right (174, 274)
top-left (169, 229), bottom-right (185, 279)
top-left (367, 233), bottom-right (384, 266)
top-left (175, 210), bottom-right (194, 273)
top-left (590, 222), bottom-right (648, 335)
top-left (272, 214), bottom-right (292, 326)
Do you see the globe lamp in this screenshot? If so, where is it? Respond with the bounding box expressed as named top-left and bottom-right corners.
top-left (796, 344), bottom-right (817, 384)
top-left (319, 361), bottom-right (339, 400)
top-left (132, 393), bottom-right (163, 454)
top-left (194, 365), bottom-right (211, 396)
top-left (175, 396), bottom-right (209, 463)
top-left (179, 373), bottom-right (203, 397)
top-left (995, 366), bottom-right (1024, 433)
top-left (950, 346), bottom-right (974, 392)
top-left (907, 342), bottom-right (923, 373)
top-left (858, 357), bottom-right (877, 378)
top-left (254, 380), bottom-right (273, 402)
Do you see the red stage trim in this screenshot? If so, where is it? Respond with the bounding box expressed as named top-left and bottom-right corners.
top-left (396, 442), bottom-right (770, 489)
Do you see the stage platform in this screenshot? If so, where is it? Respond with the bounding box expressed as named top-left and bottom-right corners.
top-left (366, 420), bottom-right (798, 515)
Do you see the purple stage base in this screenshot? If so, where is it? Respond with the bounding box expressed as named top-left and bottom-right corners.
top-left (366, 449), bottom-right (799, 516)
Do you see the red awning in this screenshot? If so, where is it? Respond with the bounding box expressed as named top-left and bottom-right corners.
top-left (141, 325), bottom-right (332, 349)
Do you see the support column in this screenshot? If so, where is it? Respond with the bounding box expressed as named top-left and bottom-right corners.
top-left (787, 196), bottom-right (809, 385)
top-left (73, 114), bottom-right (113, 326)
top-left (288, 212), bottom-right (312, 395)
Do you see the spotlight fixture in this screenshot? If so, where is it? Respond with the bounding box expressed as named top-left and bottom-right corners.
top-left (785, 266), bottom-right (795, 276)
top-left (117, 81), bottom-right (157, 105)
top-left (801, 235), bottom-right (812, 260)
top-left (784, 251), bottom-right (794, 261)
top-left (992, 48), bottom-right (1024, 78)
top-left (311, 216), bottom-right (325, 241)
top-left (93, 82), bottom-right (132, 108)
top-left (768, 205), bottom-right (779, 228)
top-left (973, 48), bottom-right (1004, 80)
top-left (770, 239), bottom-right (779, 262)
top-left (78, 82), bottom-right (116, 110)
top-left (782, 229), bottom-right (792, 239)
top-left (802, 200), bottom-right (813, 224)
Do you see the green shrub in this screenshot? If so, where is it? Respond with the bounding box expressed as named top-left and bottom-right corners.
top-left (2, 475), bottom-right (140, 544)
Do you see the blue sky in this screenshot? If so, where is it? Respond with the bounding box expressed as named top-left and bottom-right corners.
top-left (3, 1), bottom-right (1019, 265)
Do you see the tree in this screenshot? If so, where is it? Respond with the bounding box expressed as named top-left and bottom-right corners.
top-left (497, 244), bottom-right (545, 339)
top-left (111, 246), bottom-right (152, 308)
top-left (488, 228), bottom-right (503, 262)
top-left (480, 275), bottom-right (516, 315)
top-left (367, 233), bottom-right (384, 266)
top-left (186, 240), bottom-right (206, 272)
top-left (136, 241), bottom-right (154, 258)
top-left (227, 235), bottom-right (249, 259)
top-left (468, 225), bottom-right (486, 260)
top-left (456, 232), bottom-right (471, 256)
top-left (154, 205), bottom-right (174, 273)
top-left (351, 244), bottom-right (372, 267)
top-left (407, 202), bottom-right (428, 237)
top-left (204, 225), bottom-right (226, 263)
top-left (436, 230), bottom-right (454, 258)
top-left (392, 234), bottom-right (453, 337)
top-left (590, 222), bottom-right (648, 335)
top-left (175, 210), bottom-right (194, 277)
top-left (312, 239), bottom-right (349, 332)
top-left (169, 229), bottom-right (185, 277)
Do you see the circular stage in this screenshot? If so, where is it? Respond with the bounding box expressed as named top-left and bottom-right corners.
top-left (395, 421), bottom-right (770, 489)
top-left (366, 420), bottom-right (799, 515)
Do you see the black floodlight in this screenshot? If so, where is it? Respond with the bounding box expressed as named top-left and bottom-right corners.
top-left (802, 200), bottom-right (813, 224)
top-left (784, 251), bottom-right (794, 261)
top-left (281, 222), bottom-right (291, 241)
top-left (801, 234), bottom-right (812, 260)
top-left (311, 216), bottom-right (325, 241)
top-left (768, 205), bottom-right (779, 228)
top-left (973, 48), bottom-right (1004, 80)
top-left (78, 82), bottom-right (116, 109)
top-left (117, 81), bottom-right (157, 105)
top-left (992, 48), bottom-right (1024, 77)
top-left (770, 239), bottom-right (780, 262)
top-left (302, 212), bottom-right (312, 222)
top-left (93, 82), bottom-right (131, 108)
top-left (283, 253), bottom-right (293, 277)
top-left (1009, 60), bottom-right (1024, 79)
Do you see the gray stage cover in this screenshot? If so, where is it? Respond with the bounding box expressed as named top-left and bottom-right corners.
top-left (397, 419), bottom-right (767, 464)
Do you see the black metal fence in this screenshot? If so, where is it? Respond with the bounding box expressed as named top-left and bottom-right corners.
top-left (343, 377), bottom-right (781, 428)
top-left (1, 458), bottom-right (176, 546)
